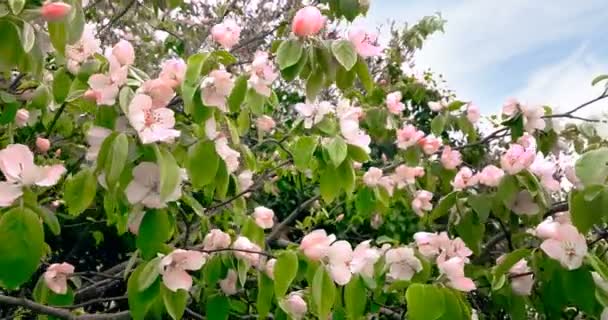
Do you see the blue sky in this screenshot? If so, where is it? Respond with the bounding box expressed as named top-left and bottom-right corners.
top-left (361, 0), bottom-right (608, 115)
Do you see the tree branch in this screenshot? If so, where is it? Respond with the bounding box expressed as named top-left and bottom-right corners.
top-left (267, 193), bottom-right (321, 242)
top-left (0, 294), bottom-right (130, 320)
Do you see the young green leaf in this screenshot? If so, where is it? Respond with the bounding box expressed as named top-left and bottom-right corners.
top-left (276, 39), bottom-right (303, 70)
top-left (64, 168), bottom-right (97, 216)
top-left (331, 40), bottom-right (357, 71)
top-left (186, 141), bottom-right (219, 189)
top-left (312, 265), bottom-right (336, 319)
top-left (274, 251), bottom-right (298, 298)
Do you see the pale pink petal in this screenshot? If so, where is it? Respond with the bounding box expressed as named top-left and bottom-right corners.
top-left (162, 268), bottom-right (193, 292)
top-left (35, 165), bottom-right (66, 187)
top-left (0, 182), bottom-right (23, 207)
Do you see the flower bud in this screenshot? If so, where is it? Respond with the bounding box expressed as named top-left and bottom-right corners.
top-left (283, 293), bottom-right (307, 319)
top-left (15, 109), bottom-right (29, 127)
top-left (36, 137), bottom-right (51, 153)
top-left (41, 2), bottom-right (72, 22)
top-left (292, 6), bottom-right (325, 37)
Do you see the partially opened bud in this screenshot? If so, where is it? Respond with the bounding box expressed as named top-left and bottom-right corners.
top-left (36, 137), bottom-right (51, 153)
top-left (41, 2), bottom-right (72, 22)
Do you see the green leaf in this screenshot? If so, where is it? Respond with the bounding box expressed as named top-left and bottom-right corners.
top-left (306, 68), bottom-right (325, 101)
top-left (454, 211), bottom-right (485, 255)
top-left (48, 19), bottom-right (68, 54)
top-left (497, 175), bottom-right (519, 207)
top-left (186, 141), bottom-right (219, 189)
top-left (326, 136), bottom-right (348, 168)
top-left (292, 136), bottom-right (318, 171)
top-left (493, 249), bottom-right (531, 279)
top-left (206, 294), bottom-right (230, 320)
top-left (53, 68), bottom-right (71, 103)
top-left (347, 144), bottom-right (370, 163)
top-left (182, 53), bottom-right (209, 114)
top-left (257, 273), bottom-right (274, 318)
top-left (587, 254), bottom-right (608, 280)
top-left (344, 275), bottom-right (367, 320)
top-left (592, 74), bottom-right (608, 86)
top-left (337, 160), bottom-right (356, 194)
top-left (118, 86), bottom-right (134, 114)
top-left (320, 167), bottom-right (341, 203)
top-left (8, 0), bottom-right (25, 14)
top-left (280, 50), bottom-right (308, 81)
top-left (29, 85), bottom-right (51, 109)
top-left (429, 191), bottom-right (457, 222)
top-left (276, 39), bottom-right (303, 70)
top-left (570, 188), bottom-right (607, 234)
top-left (29, 204), bottom-right (60, 236)
top-left (128, 264), bottom-right (161, 320)
top-left (336, 64), bottom-right (355, 90)
top-left (431, 114), bottom-right (447, 135)
top-left (104, 133), bottom-right (128, 189)
top-left (64, 168), bottom-right (97, 216)
top-left (331, 40), bottom-right (358, 71)
top-left (136, 210), bottom-right (172, 259)
top-left (137, 257), bottom-right (161, 292)
top-left (214, 161), bottom-right (229, 199)
top-left (161, 285), bottom-right (188, 320)
top-left (228, 75), bottom-right (248, 113)
top-left (575, 147), bottom-right (608, 187)
top-left (467, 193), bottom-right (492, 223)
top-left (354, 57), bottom-right (373, 92)
top-left (155, 146), bottom-right (181, 202)
top-left (21, 22), bottom-right (35, 53)
top-left (241, 217), bottom-right (265, 247)
top-left (405, 284), bottom-right (445, 320)
top-left (246, 88), bottom-right (266, 115)
top-left (312, 265), bottom-right (336, 319)
top-left (0, 102), bottom-right (18, 125)
top-left (338, 0), bottom-right (360, 21)
top-left (274, 251), bottom-right (298, 298)
top-left (0, 207), bottom-right (45, 289)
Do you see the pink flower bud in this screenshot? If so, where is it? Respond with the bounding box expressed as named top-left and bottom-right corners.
top-left (83, 89), bottom-right (99, 102)
top-left (111, 40), bottom-right (135, 66)
top-left (15, 109), bottom-right (29, 127)
top-left (253, 206), bottom-right (274, 229)
top-left (284, 293), bottom-right (308, 319)
top-left (292, 6), bottom-right (325, 37)
top-left (41, 2), bottom-right (72, 22)
top-left (54, 148), bottom-right (62, 157)
top-left (36, 137), bottom-right (51, 153)
top-left (265, 258), bottom-right (276, 279)
top-left (256, 115), bottom-right (276, 133)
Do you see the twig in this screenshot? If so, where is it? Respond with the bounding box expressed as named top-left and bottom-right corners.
top-left (46, 103), bottom-right (67, 137)
top-left (194, 247), bottom-right (275, 259)
top-left (0, 294), bottom-right (130, 320)
top-left (57, 296), bottom-right (127, 309)
top-left (185, 307), bottom-right (205, 320)
top-left (267, 193), bottom-right (321, 242)
top-left (97, 0), bottom-right (137, 36)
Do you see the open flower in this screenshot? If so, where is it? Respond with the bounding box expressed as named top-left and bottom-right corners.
top-left (418, 135), bottom-right (442, 155)
top-left (508, 191), bottom-right (539, 216)
top-left (349, 240), bottom-right (381, 278)
top-left (85, 126), bottom-right (111, 161)
top-left (412, 190), bottom-right (433, 216)
top-left (476, 165), bottom-right (504, 187)
top-left (363, 167), bottom-right (383, 187)
top-left (44, 263), bottom-right (75, 294)
top-left (237, 170), bottom-right (254, 192)
top-left (385, 247), bottom-right (422, 281)
top-left (531, 156), bottom-right (560, 192)
top-left (215, 137), bottom-right (240, 174)
top-left (248, 51), bottom-right (278, 97)
top-left (159, 249), bottom-right (206, 292)
top-left (386, 91), bottom-right (405, 114)
top-left (392, 165), bottom-right (424, 188)
top-left (428, 100), bottom-right (447, 112)
top-left (349, 29), bottom-right (382, 57)
top-left (219, 269), bottom-right (238, 295)
top-left (159, 58), bottom-right (186, 88)
top-left (300, 229), bottom-right (336, 261)
top-left (452, 167), bottom-right (478, 191)
top-left (438, 257), bottom-right (476, 292)
top-left (128, 94), bottom-right (181, 144)
top-left (414, 232), bottom-right (448, 258)
top-left (66, 24), bottom-right (100, 74)
top-left (201, 70), bottom-right (234, 112)
top-left (440, 146), bottom-right (462, 170)
top-left (203, 229), bottom-right (232, 251)
top-left (295, 101), bottom-right (334, 129)
top-left (327, 240), bottom-right (353, 285)
top-left (396, 124), bottom-right (424, 149)
top-left (0, 144), bottom-right (66, 207)
top-left (539, 224), bottom-right (587, 270)
top-left (87, 56), bottom-right (128, 106)
top-left (500, 144), bottom-right (535, 175)
top-left (232, 236), bottom-right (263, 267)
top-left (211, 20), bottom-right (241, 49)
top-left (125, 162), bottom-right (182, 208)
top-left (521, 104), bottom-right (545, 132)
top-left (467, 103), bottom-right (480, 123)
top-left (138, 79), bottom-right (175, 109)
top-left (253, 206), bottom-right (274, 229)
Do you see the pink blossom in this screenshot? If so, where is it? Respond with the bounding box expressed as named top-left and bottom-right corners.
top-left (205, 117), bottom-right (218, 140)
top-left (127, 94), bottom-right (181, 144)
top-left (327, 240), bottom-right (353, 285)
top-left (201, 70), bottom-right (234, 112)
top-left (396, 124), bottom-right (424, 149)
top-left (440, 237), bottom-right (473, 263)
top-left (295, 101), bottom-right (334, 129)
top-left (467, 103), bottom-right (480, 123)
top-left (438, 257), bottom-right (476, 292)
top-left (517, 133), bottom-right (537, 150)
top-left (138, 79), bottom-right (174, 109)
top-left (412, 190), bottom-right (433, 217)
top-left (539, 224), bottom-right (587, 270)
top-left (534, 214), bottom-right (571, 239)
top-left (159, 58), bottom-right (187, 89)
top-left (125, 162), bottom-right (182, 208)
top-left (159, 249), bottom-right (206, 292)
top-left (392, 165), bottom-right (424, 189)
top-left (41, 2), bottom-right (71, 21)
top-left (500, 144), bottom-right (535, 175)
top-left (211, 20), bottom-right (241, 49)
top-left (237, 170), bottom-right (254, 192)
top-left (413, 232), bottom-right (443, 258)
top-left (66, 24), bottom-right (100, 74)
top-left (564, 165), bottom-right (581, 188)
top-left (44, 263), bottom-right (74, 294)
top-left (452, 167), bottom-right (477, 191)
top-left (15, 109), bottom-right (29, 127)
top-left (340, 118), bottom-right (371, 154)
top-left (249, 51), bottom-right (278, 97)
top-left (0, 144), bottom-right (66, 207)
top-left (256, 115), bottom-right (276, 132)
top-left (219, 269), bottom-right (238, 295)
top-left (292, 6), bottom-right (325, 37)
top-left (283, 293), bottom-right (308, 319)
top-left (349, 29), bottom-right (382, 57)
top-left (385, 247), bottom-right (422, 281)
top-left (521, 104), bottom-right (545, 132)
top-left (214, 137), bottom-right (240, 174)
top-left (349, 240), bottom-right (381, 278)
top-left (300, 229), bottom-right (336, 261)
top-left (496, 255), bottom-right (534, 296)
top-left (203, 229), bottom-right (232, 251)
top-left (85, 126), bottom-right (111, 161)
top-left (87, 74), bottom-right (119, 106)
top-left (428, 100), bottom-right (447, 112)
top-left (418, 135), bottom-right (442, 155)
top-left (253, 206), bottom-right (274, 229)
top-left (232, 236), bottom-right (263, 267)
top-left (531, 156), bottom-right (560, 192)
top-left (476, 165), bottom-right (504, 187)
top-left (371, 213), bottom-right (383, 229)
top-left (111, 40), bottom-right (135, 66)
top-left (502, 98), bottom-right (519, 117)
top-left (363, 167), bottom-right (383, 187)
top-left (265, 259), bottom-right (276, 279)
top-left (440, 146), bottom-right (462, 170)
top-left (386, 91), bottom-right (405, 114)
top-left (36, 137), bottom-right (51, 153)
top-left (378, 176), bottom-right (395, 196)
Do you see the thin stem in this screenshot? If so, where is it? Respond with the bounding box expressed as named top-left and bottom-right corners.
top-left (46, 103), bottom-right (67, 137)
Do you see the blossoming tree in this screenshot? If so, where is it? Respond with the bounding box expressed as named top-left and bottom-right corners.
top-left (0, 0), bottom-right (608, 319)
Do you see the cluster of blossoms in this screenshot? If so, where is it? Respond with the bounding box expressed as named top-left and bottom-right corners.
top-left (503, 98), bottom-right (546, 133)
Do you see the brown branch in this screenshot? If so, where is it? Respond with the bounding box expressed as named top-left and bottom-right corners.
top-left (57, 296), bottom-right (127, 309)
top-left (267, 193), bottom-right (321, 242)
top-left (0, 294), bottom-right (130, 320)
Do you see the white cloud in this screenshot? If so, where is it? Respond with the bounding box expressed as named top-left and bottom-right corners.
top-left (513, 44), bottom-right (608, 117)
